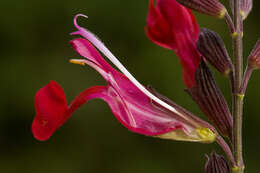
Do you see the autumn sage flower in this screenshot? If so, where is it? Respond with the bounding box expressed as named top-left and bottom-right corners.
top-left (32, 14), bottom-right (217, 143)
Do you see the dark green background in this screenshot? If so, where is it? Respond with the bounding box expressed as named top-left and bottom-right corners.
top-left (1, 0), bottom-right (260, 172)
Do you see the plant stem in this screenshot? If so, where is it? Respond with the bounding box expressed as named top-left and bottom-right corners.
top-left (233, 0), bottom-right (244, 172)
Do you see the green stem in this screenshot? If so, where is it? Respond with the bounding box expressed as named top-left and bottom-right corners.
top-left (232, 0), bottom-right (244, 172)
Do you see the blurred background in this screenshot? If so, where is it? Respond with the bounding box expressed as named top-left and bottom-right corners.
top-left (1, 0), bottom-right (260, 172)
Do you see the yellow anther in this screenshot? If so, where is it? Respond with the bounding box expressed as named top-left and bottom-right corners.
top-left (196, 128), bottom-right (216, 143)
top-left (69, 59), bottom-right (86, 66)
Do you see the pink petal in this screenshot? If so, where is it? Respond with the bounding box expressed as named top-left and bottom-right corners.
top-left (69, 38), bottom-right (113, 73)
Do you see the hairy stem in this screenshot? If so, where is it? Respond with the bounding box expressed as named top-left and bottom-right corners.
top-left (233, 0), bottom-right (244, 172)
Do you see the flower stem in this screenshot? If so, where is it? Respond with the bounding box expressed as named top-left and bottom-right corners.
top-left (225, 13), bottom-right (235, 34)
top-left (239, 65), bottom-right (253, 95)
top-left (232, 0), bottom-right (244, 172)
top-left (216, 135), bottom-right (236, 167)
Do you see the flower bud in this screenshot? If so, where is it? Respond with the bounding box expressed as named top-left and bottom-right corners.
top-left (176, 0), bottom-right (227, 18)
top-left (196, 28), bottom-right (233, 76)
top-left (205, 152), bottom-right (230, 173)
top-left (230, 0), bottom-right (252, 20)
top-left (248, 39), bottom-right (260, 69)
top-left (187, 61), bottom-right (233, 139)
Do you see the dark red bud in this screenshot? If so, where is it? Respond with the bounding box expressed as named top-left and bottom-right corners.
top-left (176, 0), bottom-right (227, 18)
top-left (205, 151), bottom-right (230, 173)
top-left (197, 28), bottom-right (233, 76)
top-left (187, 61), bottom-right (233, 139)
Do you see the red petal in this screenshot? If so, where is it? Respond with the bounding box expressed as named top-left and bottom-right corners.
top-left (186, 9), bottom-right (200, 41)
top-left (32, 81), bottom-right (68, 141)
top-left (146, 0), bottom-right (199, 50)
top-left (146, 0), bottom-right (174, 49)
top-left (32, 80), bottom-right (109, 141)
top-left (146, 0), bottom-right (201, 88)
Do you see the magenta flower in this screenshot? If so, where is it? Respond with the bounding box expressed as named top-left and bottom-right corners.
top-left (32, 14), bottom-right (217, 143)
top-left (146, 0), bottom-right (201, 88)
